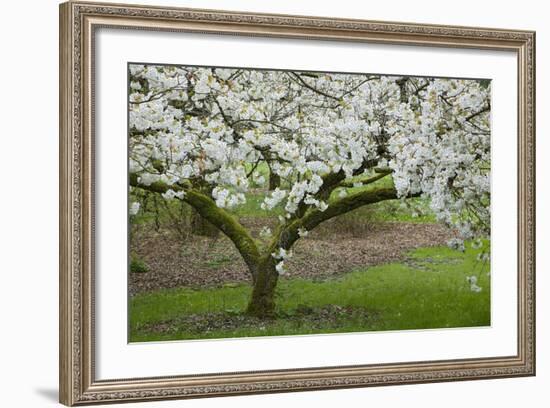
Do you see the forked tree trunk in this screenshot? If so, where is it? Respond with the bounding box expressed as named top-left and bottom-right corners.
top-left (246, 259), bottom-right (279, 318)
top-left (130, 172), bottom-right (402, 320)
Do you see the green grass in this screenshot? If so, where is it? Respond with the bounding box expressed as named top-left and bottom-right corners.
top-left (129, 256), bottom-right (149, 273)
top-left (205, 254), bottom-right (237, 269)
top-left (129, 244), bottom-right (491, 342)
top-left (244, 161), bottom-right (271, 187)
top-left (232, 192), bottom-right (283, 218)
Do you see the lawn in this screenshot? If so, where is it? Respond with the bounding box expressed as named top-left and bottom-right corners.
top-left (129, 244), bottom-right (490, 342)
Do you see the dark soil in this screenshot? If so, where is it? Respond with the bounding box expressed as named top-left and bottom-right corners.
top-left (129, 218), bottom-right (454, 295)
top-left (140, 305), bottom-right (377, 336)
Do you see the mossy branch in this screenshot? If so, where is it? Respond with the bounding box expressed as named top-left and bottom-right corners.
top-left (129, 173), bottom-right (261, 277)
top-left (302, 187), bottom-right (404, 230)
top-left (289, 159), bottom-right (380, 219)
top-left (338, 170), bottom-right (392, 188)
top-left (275, 187), bottom-right (417, 251)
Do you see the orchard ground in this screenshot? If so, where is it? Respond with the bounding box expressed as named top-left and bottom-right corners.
top-left (128, 176), bottom-right (491, 342)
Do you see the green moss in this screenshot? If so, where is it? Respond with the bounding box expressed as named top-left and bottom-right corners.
top-left (184, 190), bottom-right (262, 271)
top-left (130, 256), bottom-right (149, 274)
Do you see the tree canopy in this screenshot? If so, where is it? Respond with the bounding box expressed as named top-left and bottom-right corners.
top-left (128, 64), bottom-right (490, 315)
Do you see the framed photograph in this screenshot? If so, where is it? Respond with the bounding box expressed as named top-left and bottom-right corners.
top-left (59, 1), bottom-right (535, 405)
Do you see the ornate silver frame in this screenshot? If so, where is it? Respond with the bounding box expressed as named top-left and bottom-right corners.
top-left (59, 1), bottom-right (536, 405)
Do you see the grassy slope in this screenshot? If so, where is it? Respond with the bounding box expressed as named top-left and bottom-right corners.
top-left (129, 244), bottom-right (490, 342)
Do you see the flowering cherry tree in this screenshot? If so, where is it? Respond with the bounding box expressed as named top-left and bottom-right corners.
top-left (129, 64), bottom-right (491, 317)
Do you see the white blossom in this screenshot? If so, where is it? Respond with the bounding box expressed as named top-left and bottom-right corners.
top-left (271, 247), bottom-right (292, 260)
top-left (261, 188), bottom-right (287, 211)
top-left (447, 238), bottom-right (465, 252)
top-left (275, 261), bottom-right (286, 275)
top-left (466, 276), bottom-right (482, 293)
top-left (129, 202), bottom-right (140, 215)
top-left (129, 64), bottom-right (491, 245)
top-left (471, 239), bottom-right (483, 249)
top-left (338, 189), bottom-right (348, 198)
top-left (259, 226), bottom-right (272, 239)
top-left (161, 189), bottom-right (185, 200)
top-left (255, 174), bottom-right (266, 186)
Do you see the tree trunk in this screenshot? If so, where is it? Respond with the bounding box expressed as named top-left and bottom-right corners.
top-left (268, 168), bottom-right (280, 191)
top-left (246, 259), bottom-right (279, 318)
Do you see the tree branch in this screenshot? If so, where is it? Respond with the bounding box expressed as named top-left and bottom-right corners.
top-left (288, 72), bottom-right (341, 101)
top-left (338, 170), bottom-right (391, 188)
top-left (129, 173), bottom-right (262, 277)
top-left (465, 103), bottom-right (490, 122)
top-left (275, 186), bottom-right (418, 251)
top-left (302, 187), bottom-right (402, 232)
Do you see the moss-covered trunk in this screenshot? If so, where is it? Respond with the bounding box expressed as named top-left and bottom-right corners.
top-left (246, 259), bottom-right (279, 318)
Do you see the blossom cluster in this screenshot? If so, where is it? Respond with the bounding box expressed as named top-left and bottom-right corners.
top-left (129, 64), bottom-right (491, 253)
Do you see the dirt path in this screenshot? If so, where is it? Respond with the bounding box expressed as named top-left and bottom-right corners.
top-left (129, 220), bottom-right (455, 295)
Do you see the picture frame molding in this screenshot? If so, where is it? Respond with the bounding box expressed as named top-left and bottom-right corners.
top-left (59, 1), bottom-right (536, 405)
